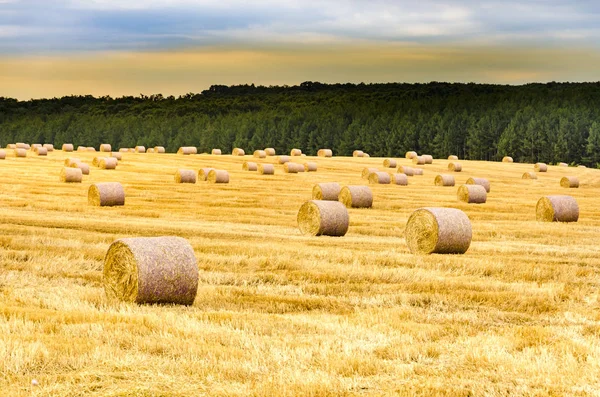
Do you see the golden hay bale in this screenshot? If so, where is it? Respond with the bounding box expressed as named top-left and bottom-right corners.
top-left (502, 156), bottom-right (513, 163)
top-left (405, 207), bottom-right (472, 255)
top-left (364, 153), bottom-right (370, 158)
top-left (6, 144), bottom-right (16, 149)
top-left (290, 148), bottom-right (302, 156)
top-left (304, 162), bottom-right (317, 172)
top-left (128, 148), bottom-right (135, 153)
top-left (318, 149), bottom-right (333, 157)
top-left (283, 162), bottom-right (304, 173)
top-left (434, 174), bottom-right (455, 186)
top-left (412, 156), bottom-right (425, 165)
top-left (208, 169), bottom-right (229, 183)
top-left (0, 150), bottom-right (5, 160)
top-left (211, 148), bottom-right (222, 155)
top-left (243, 161), bottom-right (258, 171)
top-left (398, 165), bottom-right (414, 176)
top-left (391, 173), bottom-right (408, 186)
top-left (422, 155), bottom-right (433, 164)
top-left (72, 162), bottom-right (90, 175)
top-left (368, 171), bottom-right (391, 184)
top-left (103, 236), bottom-right (198, 305)
top-left (232, 148), bottom-right (245, 156)
top-left (43, 144), bottom-right (54, 152)
top-left (339, 186), bottom-right (373, 208)
top-left (297, 200), bottom-right (349, 237)
top-left (258, 164), bottom-right (275, 175)
top-left (253, 150), bottom-right (266, 158)
top-left (135, 146), bottom-right (146, 153)
top-left (119, 148), bottom-right (129, 153)
top-left (147, 148), bottom-right (155, 154)
top-left (405, 151), bottom-right (418, 159)
top-left (92, 156), bottom-right (105, 166)
top-left (383, 159), bottom-right (397, 168)
top-left (14, 149), bottom-right (26, 158)
top-left (88, 182), bottom-right (125, 206)
top-left (559, 162), bottom-right (568, 167)
top-left (34, 147), bottom-right (47, 156)
top-left (60, 167), bottom-right (82, 183)
top-left (522, 172), bottom-right (538, 180)
top-left (353, 150), bottom-right (364, 157)
top-left (198, 168), bottom-right (215, 181)
top-left (77, 146), bottom-right (87, 152)
top-left (154, 146), bottom-right (166, 153)
top-left (448, 155), bottom-right (458, 160)
top-left (534, 163), bottom-right (548, 172)
top-left (30, 144), bottom-right (42, 151)
top-left (466, 177), bottom-right (490, 193)
top-left (86, 147), bottom-right (97, 152)
top-left (278, 155), bottom-right (291, 164)
top-left (100, 144), bottom-right (112, 152)
top-left (448, 162), bottom-right (462, 172)
top-left (265, 148), bottom-right (276, 156)
top-left (99, 157), bottom-right (118, 170)
top-left (312, 182), bottom-right (341, 200)
top-left (362, 167), bottom-right (378, 179)
top-left (175, 169), bottom-right (197, 183)
top-left (560, 176), bottom-right (579, 188)
top-left (457, 184), bottom-right (487, 204)
top-left (536, 195), bottom-right (579, 223)
top-left (413, 168), bottom-right (424, 176)
top-left (111, 152), bottom-right (122, 161)
top-left (177, 146), bottom-right (197, 155)
top-left (16, 142), bottom-right (28, 149)
top-left (61, 143), bottom-right (74, 152)
top-left (65, 157), bottom-right (80, 166)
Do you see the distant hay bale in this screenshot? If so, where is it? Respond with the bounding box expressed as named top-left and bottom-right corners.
top-left (34, 147), bottom-right (47, 156)
top-left (536, 195), bottom-right (579, 223)
top-left (304, 162), bottom-right (317, 172)
top-left (60, 167), bottom-right (82, 183)
top-left (283, 162), bottom-right (304, 173)
top-left (448, 162), bottom-right (462, 172)
top-left (86, 147), bottom-right (96, 152)
top-left (278, 155), bottom-right (291, 164)
top-left (253, 150), bottom-right (266, 158)
top-left (43, 144), bottom-right (54, 152)
top-left (232, 148), bottom-right (245, 156)
top-left (413, 168), bottom-right (424, 176)
top-left (77, 146), bottom-right (87, 152)
top-left (368, 171), bottom-right (391, 184)
top-left (30, 144), bottom-right (42, 151)
top-left (119, 148), bottom-right (129, 153)
top-left (422, 155), bottom-right (433, 164)
top-left (522, 172), bottom-right (537, 180)
top-left (339, 186), bottom-right (373, 208)
top-left (290, 148), bottom-right (302, 156)
top-left (0, 150), bottom-right (5, 160)
top-left (383, 159), bottom-right (397, 168)
top-left (92, 156), bottom-right (106, 166)
top-left (99, 157), bottom-right (118, 170)
top-left (208, 169), bottom-right (229, 183)
top-left (198, 168), bottom-right (215, 181)
top-left (362, 167), bottom-right (378, 179)
top-left (154, 146), bottom-right (166, 153)
top-left (65, 157), bottom-right (80, 167)
top-left (243, 161), bottom-right (258, 171)
top-left (398, 165), bottom-right (414, 176)
top-left (175, 169), bottom-right (197, 183)
top-left (534, 163), bottom-right (548, 172)
top-left (448, 155), bottom-right (458, 160)
top-left (178, 146), bottom-right (197, 155)
top-left (265, 148), bottom-right (276, 156)
top-left (312, 182), bottom-right (341, 200)
top-left (258, 164), bottom-right (275, 175)
top-left (6, 144), bottom-right (16, 149)
top-left (88, 182), bottom-right (125, 206)
top-left (211, 148), bottom-right (222, 155)
top-left (391, 173), bottom-right (408, 186)
top-left (559, 162), bottom-right (568, 167)
top-left (297, 200), bottom-right (349, 237)
top-left (14, 149), bottom-right (26, 158)
top-left (103, 236), bottom-right (198, 305)
top-left (147, 148), bottom-right (155, 154)
top-left (72, 162), bottom-right (90, 175)
top-left (353, 150), bottom-right (364, 157)
top-left (578, 165), bottom-right (586, 168)
top-left (405, 151), bottom-right (418, 159)
top-left (318, 149), bottom-right (333, 157)
top-left (405, 207), bottom-right (472, 255)
top-left (466, 177), bottom-right (491, 193)
top-left (412, 156), bottom-right (425, 165)
top-left (502, 156), bottom-right (513, 163)
top-left (62, 143), bottom-right (74, 152)
top-left (364, 153), bottom-right (370, 158)
top-left (128, 148), bottom-right (135, 153)
top-left (100, 144), bottom-right (112, 152)
top-left (560, 176), bottom-right (579, 188)
top-left (434, 174), bottom-right (455, 186)
top-left (457, 184), bottom-right (487, 204)
top-left (16, 143), bottom-right (28, 149)
top-left (111, 152), bottom-right (122, 161)
top-left (135, 146), bottom-right (146, 153)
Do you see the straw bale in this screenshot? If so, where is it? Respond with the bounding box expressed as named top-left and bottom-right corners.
top-left (290, 148), bottom-right (302, 156)
top-left (278, 155), bottom-right (291, 164)
top-left (86, 147), bottom-right (96, 152)
top-left (559, 162), bottom-right (568, 167)
top-left (154, 146), bottom-right (166, 153)
top-left (434, 174), bottom-right (455, 186)
top-left (72, 162), bottom-right (90, 175)
top-left (135, 146), bottom-right (146, 153)
top-left (536, 195), bottom-right (579, 223)
top-left (405, 207), bottom-right (472, 254)
top-left (14, 149), bottom-right (26, 158)
top-left (398, 165), bottom-right (414, 176)
top-left (128, 148), bottom-right (135, 153)
top-left (30, 144), bottom-right (42, 151)
top-left (413, 168), bottom-right (424, 176)
top-left (304, 162), bottom-right (317, 172)
top-left (178, 146), bottom-right (197, 155)
top-left (448, 162), bottom-right (462, 172)
top-left (92, 156), bottom-right (106, 166)
top-left (522, 172), bottom-right (537, 180)
top-left (457, 184), bottom-right (487, 204)
top-left (16, 143), bottom-right (28, 149)
top-left (560, 176), bottom-right (579, 188)
top-left (265, 148), bottom-right (276, 156)
top-left (534, 163), bottom-right (548, 172)
top-left (111, 152), bottom-right (122, 161)
top-left (77, 146), bottom-right (87, 152)
top-left (578, 165), bottom-right (586, 168)
top-left (383, 159), bottom-right (397, 168)
top-left (362, 167), bottom-right (378, 179)
top-left (34, 147), bottom-right (47, 156)
top-left (6, 144), bottom-right (16, 149)
top-left (62, 143), bottom-right (74, 152)
top-left (258, 164), bottom-right (275, 175)
top-left (364, 153), bottom-right (370, 158)
top-left (466, 177), bottom-right (491, 193)
top-left (99, 157), bottom-right (118, 170)
top-left (502, 156), bottom-right (513, 163)
top-left (88, 182), bottom-right (125, 206)
top-left (0, 150), bottom-right (4, 160)
top-left (65, 157), bottom-right (80, 166)
top-left (60, 167), bottom-right (82, 183)
top-left (318, 149), bottom-right (333, 157)
top-left (312, 182), bottom-right (341, 200)
top-left (391, 173), bottom-right (408, 186)
top-left (243, 161), bottom-right (258, 171)
top-left (211, 149), bottom-right (222, 155)
top-left (422, 155), bottom-right (433, 164)
top-left (353, 150), bottom-right (364, 157)
top-left (368, 171), bottom-right (391, 184)
top-left (208, 169), bottom-right (229, 183)
top-left (405, 151), bottom-right (418, 159)
top-left (43, 144), bottom-right (54, 152)
top-left (283, 162), bottom-right (304, 173)
top-left (198, 168), bottom-right (214, 181)
top-left (339, 186), bottom-right (373, 208)
top-left (412, 156), bottom-right (425, 165)
top-left (253, 150), bottom-right (266, 158)
top-left (175, 169), bottom-right (197, 183)
top-left (297, 200), bottom-right (349, 237)
top-left (448, 155), bottom-right (458, 160)
top-left (119, 148), bottom-right (129, 153)
top-left (100, 144), bottom-right (112, 152)
top-left (147, 148), bottom-right (155, 154)
top-left (232, 148), bottom-right (245, 156)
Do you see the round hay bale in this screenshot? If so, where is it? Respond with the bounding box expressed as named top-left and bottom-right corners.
top-left (92, 156), bottom-right (106, 167)
top-left (339, 186), bottom-right (373, 208)
top-left (62, 143), bottom-right (74, 152)
top-left (6, 144), bottom-right (16, 149)
top-left (283, 162), bottom-right (304, 173)
top-left (405, 208), bottom-right (472, 255)
top-left (100, 144), bottom-right (112, 152)
top-left (368, 172), bottom-right (391, 184)
top-left (362, 167), bottom-right (378, 179)
top-left (412, 156), bottom-right (425, 165)
top-left (30, 144), bottom-right (42, 151)
top-left (422, 155), bottom-right (433, 164)
top-left (522, 172), bottom-right (537, 180)
top-left (77, 146), bottom-right (87, 152)
top-left (177, 146), bottom-right (197, 155)
top-left (278, 155), bottom-right (291, 164)
top-left (434, 174), bottom-right (455, 186)
top-left (353, 150), bottom-right (364, 157)
top-left (534, 163), bottom-right (548, 172)
top-left (60, 167), bottom-right (82, 183)
top-left (536, 196), bottom-right (579, 223)
top-left (398, 165), bottom-right (414, 176)
top-left (405, 151), bottom-right (418, 159)
top-left (265, 148), bottom-right (276, 156)
top-left (99, 157), bottom-right (118, 170)
top-left (448, 155), bottom-right (458, 160)
top-left (502, 156), bottom-right (514, 163)
top-left (457, 184), bottom-right (487, 204)
top-left (243, 161), bottom-right (258, 171)
top-left (175, 169), bottom-right (197, 184)
top-left (318, 149), bottom-right (333, 157)
top-left (413, 168), bottom-right (424, 176)
top-left (312, 182), bottom-right (341, 201)
top-left (290, 148), bottom-right (302, 156)
top-left (154, 146), bottom-right (166, 153)
top-left (88, 182), bottom-right (125, 206)
top-left (304, 162), bottom-right (317, 172)
top-left (208, 169), bottom-right (229, 183)
top-left (232, 148), bottom-right (245, 156)
top-left (119, 148), bottom-right (129, 153)
top-left (558, 162), bottom-right (568, 167)
top-left (253, 150), bottom-right (266, 158)
top-left (466, 177), bottom-right (490, 193)
top-left (0, 150), bottom-right (5, 160)
top-left (211, 148), bottom-right (222, 155)
top-left (72, 162), bottom-right (90, 175)
top-left (65, 157), bottom-right (80, 166)
top-left (14, 149), bottom-right (26, 158)
top-left (297, 200), bottom-right (349, 237)
top-left (16, 143), bottom-right (28, 149)
top-left (448, 162), bottom-right (462, 172)
top-left (383, 159), bottom-right (397, 168)
top-left (134, 146), bottom-right (146, 153)
top-left (391, 173), bottom-right (408, 186)
top-left (34, 147), bottom-right (47, 156)
top-left (560, 176), bottom-right (579, 188)
top-left (111, 152), bottom-right (122, 161)
top-left (103, 236), bottom-right (198, 305)
top-left (43, 144), bottom-right (54, 152)
top-left (128, 148), bottom-right (135, 153)
top-left (198, 168), bottom-right (215, 181)
top-left (86, 147), bottom-right (96, 152)
top-left (258, 164), bottom-right (275, 175)
top-left (147, 148), bottom-right (155, 154)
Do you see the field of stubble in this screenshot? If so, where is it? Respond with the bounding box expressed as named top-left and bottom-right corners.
top-left (1, 150), bottom-right (600, 396)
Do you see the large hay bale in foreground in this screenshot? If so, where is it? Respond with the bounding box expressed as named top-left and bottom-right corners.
top-left (368, 172), bottom-right (391, 184)
top-left (502, 156), bottom-right (514, 163)
top-left (318, 149), bottom-right (333, 157)
top-left (154, 146), bottom-right (166, 153)
top-left (290, 148), bottom-right (302, 156)
top-left (135, 146), bottom-right (146, 153)
top-left (398, 165), bottom-right (414, 176)
top-left (14, 149), bottom-right (26, 158)
top-left (258, 164), bottom-right (275, 175)
top-left (353, 150), bottom-right (364, 157)
top-left (198, 168), bottom-right (215, 181)
top-left (391, 173), bottom-right (408, 186)
top-left (208, 169), bottom-right (229, 183)
top-left (405, 208), bottom-right (472, 255)
top-left (283, 163), bottom-right (304, 173)
top-left (34, 147), bottom-right (47, 156)
top-left (0, 150), bottom-right (5, 160)
top-left (62, 143), bottom-right (74, 152)
top-left (560, 176), bottom-right (579, 188)
top-left (434, 174), bottom-right (455, 186)
top-left (43, 144), bottom-right (54, 152)
top-left (243, 161), bottom-right (258, 171)
top-left (448, 162), bottom-right (462, 172)
top-left (232, 148), bottom-right (245, 156)
top-left (405, 151), bottom-right (418, 159)
top-left (413, 168), bottom-right (424, 176)
top-left (253, 150), bottom-right (266, 158)
top-left (536, 196), bottom-right (579, 223)
top-left (448, 155), bottom-right (458, 160)
top-left (304, 162), bottom-right (317, 172)
top-left (466, 177), bottom-right (491, 193)
top-left (457, 184), bottom-right (487, 204)
top-left (103, 236), bottom-right (198, 305)
top-left (422, 155), bottom-right (433, 164)
top-left (175, 169), bottom-right (197, 184)
top-left (111, 152), bottom-right (123, 161)
top-left (559, 162), bottom-right (568, 167)
top-left (534, 163), bottom-right (548, 172)
top-left (265, 148), bottom-right (276, 156)
top-left (60, 167), bottom-right (82, 183)
top-left (522, 172), bottom-right (537, 180)
top-left (177, 146), bottom-right (197, 155)
top-left (383, 159), bottom-right (397, 168)
top-left (88, 182), bottom-right (125, 206)
top-left (297, 200), bottom-right (349, 237)
top-left (412, 156), bottom-right (425, 165)
top-left (339, 186), bottom-right (373, 208)
top-left (100, 144), bottom-right (112, 152)
top-left (362, 167), bottom-right (378, 179)
top-left (278, 155), bottom-right (291, 164)
top-left (211, 148), bottom-right (222, 155)
top-left (312, 182), bottom-right (341, 200)
top-left (99, 157), bottom-right (118, 170)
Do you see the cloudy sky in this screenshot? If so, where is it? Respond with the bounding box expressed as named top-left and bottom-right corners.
top-left (1, 0), bottom-right (600, 99)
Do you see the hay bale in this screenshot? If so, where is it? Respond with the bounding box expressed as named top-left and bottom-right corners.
top-left (368, 172), bottom-right (391, 184)
top-left (65, 157), bottom-right (80, 166)
top-left (448, 162), bottom-right (462, 172)
top-left (283, 162), bottom-right (304, 173)
top-left (522, 172), bottom-right (537, 180)
top-left (135, 146), bottom-right (146, 153)
top-left (111, 152), bottom-right (123, 161)
top-left (383, 159), bottom-right (397, 168)
top-left (258, 164), bottom-right (275, 175)
top-left (77, 146), bottom-right (87, 152)
top-left (364, 153), bottom-right (370, 158)
top-left (92, 156), bottom-right (106, 167)
top-left (434, 174), bottom-right (455, 186)
top-left (99, 157), bottom-right (118, 170)
top-left (243, 161), bottom-right (258, 171)
top-left (466, 177), bottom-right (491, 193)
top-left (422, 155), bottom-right (433, 164)
top-left (6, 144), bottom-right (16, 149)
top-left (14, 149), bottom-right (26, 158)
top-left (128, 148), bottom-right (135, 153)
top-left (198, 168), bottom-right (215, 181)
top-left (60, 167), bottom-right (82, 183)
top-left (405, 208), bottom-right (472, 254)
top-left (278, 155), bottom-right (291, 164)
top-left (398, 165), bottom-right (414, 176)
top-left (412, 156), bottom-right (425, 165)
top-left (312, 182), bottom-right (341, 200)
top-left (100, 144), bottom-right (112, 152)
top-left (147, 148), bottom-right (155, 154)
top-left (405, 151), bottom-right (418, 159)
top-left (339, 186), bottom-right (373, 208)
top-left (0, 150), bottom-right (5, 160)
top-left (362, 167), bottom-right (378, 179)
top-left (175, 169), bottom-right (197, 183)
top-left (318, 149), bottom-right (333, 157)
top-left (43, 144), bottom-right (54, 152)
top-left (391, 173), bottom-right (408, 186)
top-left (253, 150), bottom-right (266, 158)
top-left (297, 200), bottom-right (349, 237)
top-left (30, 144), bottom-right (42, 151)
top-left (232, 148), bottom-right (245, 156)
top-left (413, 168), bottom-right (424, 176)
top-left (177, 146), bottom-right (197, 155)
top-left (502, 156), bottom-right (513, 163)
top-left (304, 162), bottom-right (317, 172)
top-left (72, 162), bottom-right (90, 175)
top-left (154, 146), bottom-right (166, 153)
top-left (119, 148), bottom-right (129, 153)
top-left (560, 176), bottom-right (579, 188)
top-left (536, 196), bottom-right (579, 223)
top-left (559, 162), bottom-right (568, 167)
top-left (62, 143), bottom-right (74, 152)
top-left (448, 155), bottom-right (458, 160)
top-left (103, 236), bottom-right (198, 305)
top-left (16, 143), bottom-right (28, 149)
top-left (353, 150), bottom-right (364, 157)
top-left (34, 147), bottom-right (47, 156)
top-left (265, 148), bottom-right (276, 156)
top-left (457, 184), bottom-right (487, 204)
top-left (86, 147), bottom-right (97, 152)
top-left (88, 182), bottom-right (125, 206)
top-left (534, 163), bottom-right (548, 172)
top-left (208, 169), bottom-right (229, 183)
top-left (211, 148), bottom-right (222, 155)
top-left (290, 148), bottom-right (302, 156)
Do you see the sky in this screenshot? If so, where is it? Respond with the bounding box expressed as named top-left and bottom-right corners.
top-left (1, 0), bottom-right (600, 99)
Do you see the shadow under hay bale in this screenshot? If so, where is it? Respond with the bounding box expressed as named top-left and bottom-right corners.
top-left (258, 164), bottom-right (275, 175)
top-left (405, 207), bottom-right (472, 255)
top-left (536, 196), bottom-right (579, 222)
top-left (175, 169), bottom-right (197, 184)
top-left (339, 186), bottom-right (373, 208)
top-left (368, 172), bottom-right (391, 184)
top-left (313, 182), bottom-right (341, 200)
top-left (435, 174), bottom-right (455, 186)
top-left (297, 200), bottom-right (349, 237)
top-left (458, 184), bottom-right (487, 204)
top-left (60, 167), bottom-right (82, 183)
top-left (560, 176), bottom-right (579, 188)
top-left (466, 177), bottom-right (490, 193)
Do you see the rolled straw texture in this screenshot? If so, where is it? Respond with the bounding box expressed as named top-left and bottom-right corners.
top-left (412, 156), bottom-right (425, 165)
top-left (135, 146), bottom-right (146, 153)
top-left (34, 147), bottom-right (47, 156)
top-left (111, 152), bottom-right (123, 161)
top-left (99, 157), bottom-right (118, 170)
top-left (283, 163), bottom-right (304, 173)
top-left (435, 174), bottom-right (455, 186)
top-left (77, 146), bottom-right (87, 152)
top-left (457, 184), bottom-right (487, 204)
top-left (422, 155), bottom-right (433, 164)
top-left (198, 168), bottom-right (214, 181)
top-left (297, 200), bottom-right (349, 237)
top-left (405, 207), bottom-right (472, 255)
top-left (339, 186), bottom-right (373, 208)
top-left (178, 146), bottom-right (197, 155)
top-left (43, 144), bottom-right (54, 152)
top-left (398, 165), bottom-right (414, 176)
top-left (253, 150), bottom-right (266, 158)
top-left (243, 161), bottom-right (258, 171)
top-left (466, 177), bottom-right (491, 193)
top-left (154, 146), bottom-right (166, 153)
top-left (391, 173), bottom-right (408, 186)
top-left (318, 149), bottom-right (333, 157)
top-left (16, 143), bottom-right (28, 149)
top-left (278, 155), bottom-right (291, 164)
top-left (560, 176), bottom-right (579, 188)
top-left (290, 148), bottom-right (302, 156)
top-left (211, 149), bottom-right (222, 155)
top-left (6, 144), bottom-right (16, 149)
top-left (232, 148), bottom-right (245, 156)
top-left (534, 163), bottom-right (548, 172)
top-left (88, 182), bottom-right (125, 206)
top-left (448, 155), bottom-right (458, 160)
top-left (304, 162), bottom-right (317, 172)
top-left (265, 148), bottom-right (276, 156)
top-left (100, 144), bottom-right (112, 152)
top-left (208, 169), bottom-right (229, 183)
top-left (536, 195), bottom-right (579, 223)
top-left (405, 151), bottom-right (418, 159)
top-left (60, 167), bottom-right (82, 183)
top-left (522, 172), bottom-right (537, 180)
top-left (74, 163), bottom-right (90, 175)
top-left (448, 162), bottom-right (462, 172)
top-left (60, 143), bottom-right (73, 151)
top-left (413, 168), bottom-right (424, 176)
top-left (103, 236), bottom-right (198, 305)
top-left (65, 157), bottom-right (80, 166)
top-left (175, 169), bottom-right (197, 184)
top-left (14, 149), bottom-right (26, 157)
top-left (502, 156), bottom-right (514, 163)
top-left (258, 164), bottom-right (275, 175)
top-left (92, 157), bottom-right (106, 166)
top-left (30, 144), bottom-right (42, 151)
top-left (368, 172), bottom-right (391, 184)
top-left (362, 167), bottom-right (378, 179)
top-left (383, 159), bottom-right (397, 168)
top-left (312, 182), bottom-right (341, 200)
top-left (353, 150), bottom-right (364, 157)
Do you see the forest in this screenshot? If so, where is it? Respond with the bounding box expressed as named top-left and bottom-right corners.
top-left (1, 81), bottom-right (600, 166)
